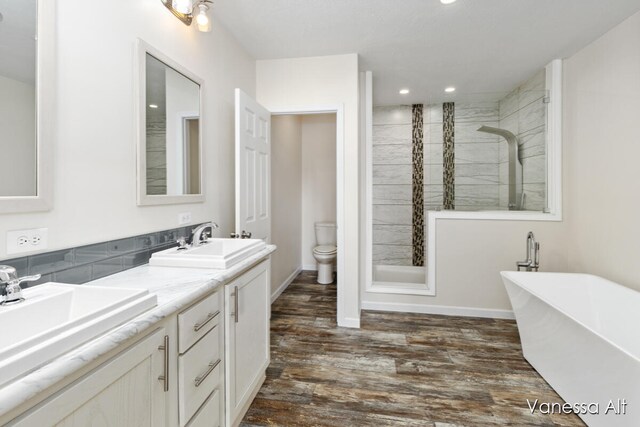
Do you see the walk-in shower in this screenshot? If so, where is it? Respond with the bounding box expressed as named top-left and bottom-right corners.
top-left (367, 68), bottom-right (549, 292)
top-left (477, 126), bottom-right (523, 210)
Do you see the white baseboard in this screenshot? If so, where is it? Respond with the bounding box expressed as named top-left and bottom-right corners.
top-left (271, 267), bottom-right (302, 303)
top-left (338, 316), bottom-right (361, 328)
top-left (361, 301), bottom-right (515, 320)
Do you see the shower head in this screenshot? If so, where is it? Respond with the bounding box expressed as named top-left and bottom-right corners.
top-left (477, 126), bottom-right (517, 143)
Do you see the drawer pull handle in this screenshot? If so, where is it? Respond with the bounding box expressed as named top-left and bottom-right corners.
top-left (158, 335), bottom-right (169, 392)
top-left (193, 310), bottom-right (220, 332)
top-left (194, 359), bottom-right (221, 387)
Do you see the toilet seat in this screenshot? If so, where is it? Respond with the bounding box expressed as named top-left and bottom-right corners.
top-left (313, 245), bottom-right (337, 255)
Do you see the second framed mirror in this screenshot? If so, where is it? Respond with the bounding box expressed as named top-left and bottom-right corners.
top-left (136, 40), bottom-right (204, 206)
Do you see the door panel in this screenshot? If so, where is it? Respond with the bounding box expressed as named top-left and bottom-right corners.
top-left (235, 89), bottom-right (271, 242)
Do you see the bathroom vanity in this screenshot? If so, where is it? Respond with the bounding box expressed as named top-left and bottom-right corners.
top-left (0, 246), bottom-right (275, 427)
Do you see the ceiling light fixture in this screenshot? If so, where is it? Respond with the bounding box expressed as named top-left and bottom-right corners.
top-left (445, 87), bottom-right (456, 93)
top-left (162, 0), bottom-right (213, 32)
top-left (440, 0), bottom-right (457, 4)
top-left (196, 3), bottom-right (212, 32)
top-left (149, 104), bottom-right (159, 109)
top-left (399, 89), bottom-right (410, 95)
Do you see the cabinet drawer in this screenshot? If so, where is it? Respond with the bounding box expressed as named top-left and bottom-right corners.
top-left (178, 327), bottom-right (221, 426)
top-left (186, 389), bottom-right (221, 427)
top-left (178, 290), bottom-right (221, 353)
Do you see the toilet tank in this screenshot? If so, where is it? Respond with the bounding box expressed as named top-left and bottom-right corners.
top-left (315, 222), bottom-right (337, 246)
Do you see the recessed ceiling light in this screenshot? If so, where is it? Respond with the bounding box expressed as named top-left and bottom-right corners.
top-left (149, 104), bottom-right (159, 109)
top-left (399, 89), bottom-right (410, 95)
top-left (440, 0), bottom-right (457, 4)
top-left (444, 87), bottom-right (456, 93)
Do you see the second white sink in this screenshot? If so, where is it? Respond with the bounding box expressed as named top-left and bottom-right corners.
top-left (150, 238), bottom-right (266, 269)
top-left (0, 283), bottom-right (157, 387)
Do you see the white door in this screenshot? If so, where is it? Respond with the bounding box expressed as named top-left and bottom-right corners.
top-left (235, 89), bottom-right (271, 242)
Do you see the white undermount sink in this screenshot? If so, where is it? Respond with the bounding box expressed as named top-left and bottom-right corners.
top-left (150, 238), bottom-right (266, 269)
top-left (0, 283), bottom-right (157, 387)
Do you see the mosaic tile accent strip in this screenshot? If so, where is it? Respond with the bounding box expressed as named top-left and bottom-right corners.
top-left (411, 104), bottom-right (425, 267)
top-left (443, 102), bottom-right (455, 210)
top-left (0, 224), bottom-right (207, 289)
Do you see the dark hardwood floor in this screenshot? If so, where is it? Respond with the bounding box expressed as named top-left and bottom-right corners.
top-left (241, 271), bottom-right (584, 426)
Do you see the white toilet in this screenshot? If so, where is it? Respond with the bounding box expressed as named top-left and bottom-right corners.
top-left (312, 222), bottom-right (337, 284)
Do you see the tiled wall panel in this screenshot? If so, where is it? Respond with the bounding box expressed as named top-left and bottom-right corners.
top-left (372, 105), bottom-right (413, 265)
top-left (0, 225), bottom-right (202, 288)
top-left (498, 70), bottom-right (547, 211)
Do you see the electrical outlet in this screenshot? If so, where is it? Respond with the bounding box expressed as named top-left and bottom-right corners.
top-left (178, 212), bottom-right (192, 225)
top-left (7, 228), bottom-right (48, 254)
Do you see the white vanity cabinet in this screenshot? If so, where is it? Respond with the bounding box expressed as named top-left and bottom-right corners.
top-left (3, 257), bottom-right (272, 427)
top-left (224, 260), bottom-right (270, 427)
top-left (9, 327), bottom-right (171, 427)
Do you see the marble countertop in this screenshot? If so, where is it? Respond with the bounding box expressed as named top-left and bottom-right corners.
top-left (0, 245), bottom-right (276, 419)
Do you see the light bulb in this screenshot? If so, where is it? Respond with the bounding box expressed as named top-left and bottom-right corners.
top-left (399, 89), bottom-right (410, 95)
top-left (196, 4), bottom-right (212, 32)
top-left (445, 87), bottom-right (456, 93)
top-left (172, 0), bottom-right (193, 14)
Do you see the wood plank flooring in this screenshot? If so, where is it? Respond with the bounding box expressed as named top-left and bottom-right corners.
top-left (241, 271), bottom-right (585, 426)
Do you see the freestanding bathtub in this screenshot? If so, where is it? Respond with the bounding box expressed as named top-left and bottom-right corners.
top-left (501, 272), bottom-right (639, 427)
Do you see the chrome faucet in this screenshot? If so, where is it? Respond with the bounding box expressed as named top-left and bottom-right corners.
top-left (191, 222), bottom-right (219, 247)
top-left (516, 232), bottom-right (540, 271)
top-left (0, 265), bottom-right (41, 305)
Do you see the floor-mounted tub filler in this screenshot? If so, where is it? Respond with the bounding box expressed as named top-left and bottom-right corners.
top-left (501, 272), bottom-right (639, 427)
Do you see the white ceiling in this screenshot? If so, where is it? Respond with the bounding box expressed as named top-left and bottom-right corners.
top-left (0, 0), bottom-right (36, 84)
top-left (213, 0), bottom-right (640, 105)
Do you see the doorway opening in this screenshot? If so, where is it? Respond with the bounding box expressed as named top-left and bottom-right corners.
top-left (269, 109), bottom-right (344, 324)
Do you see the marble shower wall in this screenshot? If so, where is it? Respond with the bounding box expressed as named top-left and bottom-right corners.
top-left (372, 105), bottom-right (413, 266)
top-left (425, 102), bottom-right (502, 210)
top-left (498, 70), bottom-right (547, 211)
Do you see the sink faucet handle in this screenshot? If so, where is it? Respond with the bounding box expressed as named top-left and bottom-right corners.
top-left (16, 274), bottom-right (41, 285)
top-left (176, 236), bottom-right (189, 250)
top-left (0, 266), bottom-right (40, 305)
top-left (240, 230), bottom-right (252, 239)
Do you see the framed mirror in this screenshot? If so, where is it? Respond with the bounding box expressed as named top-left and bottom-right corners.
top-left (0, 0), bottom-right (54, 213)
top-left (136, 40), bottom-right (205, 206)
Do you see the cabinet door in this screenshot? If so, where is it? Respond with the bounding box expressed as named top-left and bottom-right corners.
top-left (225, 261), bottom-right (270, 426)
top-left (10, 329), bottom-right (169, 427)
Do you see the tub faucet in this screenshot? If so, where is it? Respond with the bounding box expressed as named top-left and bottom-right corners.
top-left (517, 232), bottom-right (540, 272)
top-left (0, 265), bottom-right (41, 305)
top-left (191, 222), bottom-right (219, 247)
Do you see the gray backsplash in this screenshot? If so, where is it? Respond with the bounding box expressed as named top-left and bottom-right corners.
top-left (0, 224), bottom-right (206, 287)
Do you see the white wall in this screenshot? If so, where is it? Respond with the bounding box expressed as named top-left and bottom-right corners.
top-left (270, 115), bottom-right (302, 296)
top-left (257, 54), bottom-right (360, 326)
top-left (0, 0), bottom-right (255, 259)
top-left (0, 75), bottom-right (36, 197)
top-left (564, 11), bottom-right (640, 291)
top-left (301, 114), bottom-right (337, 269)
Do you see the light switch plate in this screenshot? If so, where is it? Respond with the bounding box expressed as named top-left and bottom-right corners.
top-left (7, 228), bottom-right (49, 255)
top-left (178, 212), bottom-right (192, 225)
